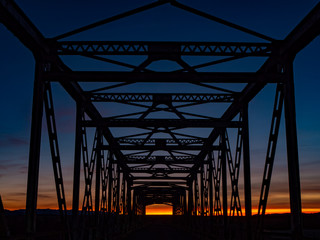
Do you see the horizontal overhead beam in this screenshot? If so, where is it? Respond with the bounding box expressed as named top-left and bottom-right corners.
top-left (132, 176), bottom-right (188, 180)
top-left (55, 41), bottom-right (273, 57)
top-left (85, 118), bottom-right (242, 128)
top-left (126, 155), bottom-right (198, 163)
top-left (130, 167), bottom-right (193, 173)
top-left (101, 145), bottom-right (219, 151)
top-left (88, 93), bottom-right (236, 103)
top-left (45, 71), bottom-right (282, 83)
top-left (117, 138), bottom-right (205, 145)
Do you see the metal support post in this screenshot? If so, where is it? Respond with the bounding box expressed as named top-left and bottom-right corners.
top-left (116, 165), bottom-right (121, 214)
top-left (221, 130), bottom-right (228, 236)
top-left (256, 83), bottom-right (284, 237)
top-left (208, 156), bottom-right (214, 216)
top-left (188, 181), bottom-right (193, 216)
top-left (26, 62), bottom-right (45, 238)
top-left (127, 181), bottom-right (132, 215)
top-left (72, 104), bottom-right (82, 220)
top-left (108, 155), bottom-right (113, 212)
top-left (200, 165), bottom-right (204, 216)
top-left (242, 105), bottom-right (252, 240)
top-left (283, 62), bottom-right (302, 239)
top-left (95, 129), bottom-right (102, 215)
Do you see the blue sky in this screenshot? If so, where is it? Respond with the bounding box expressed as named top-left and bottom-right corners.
top-left (0, 0), bottom-right (319, 212)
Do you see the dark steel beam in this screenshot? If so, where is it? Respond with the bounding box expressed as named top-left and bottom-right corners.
top-left (126, 155), bottom-right (196, 162)
top-left (283, 62), bottom-right (302, 239)
top-left (45, 71), bottom-right (281, 83)
top-left (189, 3), bottom-right (320, 174)
top-left (0, 0), bottom-right (50, 58)
top-left (280, 2), bottom-right (320, 58)
top-left (101, 145), bottom-right (219, 151)
top-left (117, 138), bottom-right (205, 145)
top-left (85, 118), bottom-right (242, 128)
top-left (129, 168), bottom-right (193, 173)
top-left (88, 93), bottom-right (236, 103)
top-left (170, 1), bottom-right (275, 42)
top-left (0, 0), bottom-right (132, 179)
top-left (72, 104), bottom-right (82, 223)
top-left (55, 41), bottom-right (272, 56)
top-left (133, 182), bottom-right (187, 186)
top-left (242, 105), bottom-right (252, 240)
top-left (52, 1), bottom-right (171, 40)
top-left (25, 62), bottom-right (45, 238)
top-left (132, 176), bottom-right (188, 180)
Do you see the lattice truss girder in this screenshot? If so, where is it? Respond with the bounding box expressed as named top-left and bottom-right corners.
top-left (2, 0), bottom-right (320, 238)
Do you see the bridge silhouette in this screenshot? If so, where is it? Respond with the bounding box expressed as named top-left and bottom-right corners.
top-left (1, 0), bottom-right (320, 239)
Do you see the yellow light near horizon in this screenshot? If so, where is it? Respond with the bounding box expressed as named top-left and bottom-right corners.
top-left (145, 204), bottom-right (173, 215)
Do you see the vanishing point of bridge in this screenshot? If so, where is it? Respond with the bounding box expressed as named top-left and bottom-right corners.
top-left (1, 0), bottom-right (320, 239)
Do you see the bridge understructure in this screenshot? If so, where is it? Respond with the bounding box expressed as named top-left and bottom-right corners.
top-left (1, 0), bottom-right (320, 240)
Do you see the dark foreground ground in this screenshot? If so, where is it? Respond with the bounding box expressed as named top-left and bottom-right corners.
top-left (1, 211), bottom-right (319, 239)
top-left (123, 216), bottom-right (195, 240)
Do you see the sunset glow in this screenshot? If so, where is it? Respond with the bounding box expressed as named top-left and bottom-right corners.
top-left (146, 204), bottom-right (173, 215)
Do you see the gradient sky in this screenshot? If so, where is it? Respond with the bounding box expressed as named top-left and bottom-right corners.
top-left (0, 0), bottom-right (320, 214)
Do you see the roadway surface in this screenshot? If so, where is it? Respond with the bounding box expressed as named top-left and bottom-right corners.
top-left (124, 216), bottom-right (196, 240)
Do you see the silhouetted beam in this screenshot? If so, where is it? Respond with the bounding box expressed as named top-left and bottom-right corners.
top-left (126, 155), bottom-right (195, 162)
top-left (88, 93), bottom-right (236, 103)
top-left (134, 182), bottom-right (187, 186)
top-left (189, 3), bottom-right (320, 173)
top-left (0, 0), bottom-right (50, 57)
top-left (101, 145), bottom-right (219, 151)
top-left (132, 176), bottom-right (188, 180)
top-left (44, 71), bottom-right (282, 83)
top-left (55, 41), bottom-right (273, 56)
top-left (281, 2), bottom-right (320, 58)
top-left (85, 119), bottom-right (242, 128)
top-left (117, 138), bottom-right (205, 145)
top-left (0, 0), bottom-right (131, 176)
top-left (129, 168), bottom-right (193, 173)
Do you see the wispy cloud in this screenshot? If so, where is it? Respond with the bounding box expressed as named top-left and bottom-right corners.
top-left (0, 136), bottom-right (28, 148)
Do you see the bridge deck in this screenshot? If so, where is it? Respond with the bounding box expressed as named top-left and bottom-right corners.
top-left (124, 216), bottom-right (196, 240)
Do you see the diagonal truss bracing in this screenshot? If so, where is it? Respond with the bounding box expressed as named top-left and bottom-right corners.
top-left (1, 0), bottom-right (320, 239)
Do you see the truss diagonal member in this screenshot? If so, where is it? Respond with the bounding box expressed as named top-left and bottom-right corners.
top-left (100, 150), bottom-right (109, 212)
top-left (43, 83), bottom-right (70, 236)
top-left (82, 55), bottom-right (154, 72)
top-left (211, 150), bottom-right (222, 216)
top-left (224, 118), bottom-right (243, 216)
top-left (52, 0), bottom-right (171, 40)
top-left (82, 129), bottom-right (98, 212)
top-left (256, 83), bottom-right (284, 234)
top-left (170, 1), bottom-right (274, 42)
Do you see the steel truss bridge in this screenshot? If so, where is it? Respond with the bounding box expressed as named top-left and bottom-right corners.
top-left (1, 0), bottom-right (320, 239)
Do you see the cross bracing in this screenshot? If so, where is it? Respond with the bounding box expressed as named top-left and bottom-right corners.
top-left (1, 0), bottom-right (320, 239)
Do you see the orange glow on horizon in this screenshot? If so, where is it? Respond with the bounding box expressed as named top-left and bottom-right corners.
top-left (145, 204), bottom-right (173, 215)
top-left (3, 202), bottom-right (320, 215)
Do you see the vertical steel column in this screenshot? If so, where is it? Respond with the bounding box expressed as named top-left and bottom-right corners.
top-left (242, 105), bottom-right (252, 240)
top-left (108, 155), bottom-right (113, 212)
top-left (183, 191), bottom-right (187, 215)
top-left (188, 180), bottom-right (193, 216)
top-left (95, 129), bottom-right (102, 215)
top-left (116, 165), bottom-right (121, 213)
top-left (72, 104), bottom-right (82, 219)
top-left (208, 155), bottom-right (214, 216)
top-left (26, 62), bottom-right (45, 238)
top-left (200, 165), bottom-right (204, 216)
top-left (127, 180), bottom-right (132, 215)
top-left (221, 130), bottom-right (228, 227)
top-left (283, 62), bottom-right (302, 239)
